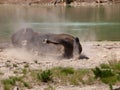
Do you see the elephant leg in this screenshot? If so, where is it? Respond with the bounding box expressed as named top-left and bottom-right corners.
top-left (63, 45), bottom-right (73, 59)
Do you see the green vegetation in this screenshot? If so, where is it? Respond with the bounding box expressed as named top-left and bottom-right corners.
top-left (51, 67), bottom-right (94, 85)
top-left (92, 60), bottom-right (120, 85)
top-left (13, 63), bottom-right (18, 67)
top-left (1, 60), bottom-right (120, 90)
top-left (59, 67), bottom-right (74, 75)
top-left (37, 70), bottom-right (52, 82)
top-left (24, 63), bottom-right (29, 68)
top-left (2, 76), bottom-right (30, 90)
top-left (2, 76), bottom-right (22, 90)
top-left (45, 85), bottom-right (56, 90)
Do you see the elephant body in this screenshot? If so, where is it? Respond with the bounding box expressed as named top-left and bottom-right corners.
top-left (11, 28), bottom-right (82, 59)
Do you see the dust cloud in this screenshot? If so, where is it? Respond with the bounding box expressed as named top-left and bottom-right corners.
top-left (4, 5), bottom-right (98, 63)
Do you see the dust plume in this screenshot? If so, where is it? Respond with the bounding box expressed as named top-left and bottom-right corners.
top-left (79, 30), bottom-right (97, 41)
top-left (6, 6), bottom-right (98, 63)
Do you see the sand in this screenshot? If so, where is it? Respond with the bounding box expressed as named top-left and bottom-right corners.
top-left (0, 41), bottom-right (120, 90)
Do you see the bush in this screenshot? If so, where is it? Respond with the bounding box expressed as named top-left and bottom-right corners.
top-left (100, 63), bottom-right (110, 69)
top-left (92, 61), bottom-right (120, 85)
top-left (37, 70), bottom-right (52, 82)
top-left (101, 76), bottom-right (118, 84)
top-left (2, 76), bottom-right (31, 90)
top-left (2, 76), bottom-right (22, 90)
top-left (2, 76), bottom-right (21, 86)
top-left (92, 67), bottom-right (115, 78)
top-left (23, 81), bottom-right (30, 88)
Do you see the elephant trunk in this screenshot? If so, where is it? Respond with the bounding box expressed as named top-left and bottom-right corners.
top-left (73, 37), bottom-right (82, 59)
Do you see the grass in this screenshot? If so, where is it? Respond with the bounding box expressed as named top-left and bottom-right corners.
top-left (29, 67), bottom-right (93, 85)
top-left (24, 63), bottom-right (29, 68)
top-left (22, 68), bottom-right (28, 75)
top-left (60, 67), bottom-right (74, 75)
top-left (13, 63), bottom-right (18, 67)
top-left (51, 67), bottom-right (94, 85)
top-left (2, 68), bottom-right (32, 90)
top-left (37, 70), bottom-right (52, 82)
top-left (92, 60), bottom-right (120, 85)
top-left (1, 67), bottom-right (94, 90)
top-left (22, 81), bottom-right (30, 87)
top-left (2, 76), bottom-right (22, 90)
top-left (1, 60), bottom-right (120, 90)
top-left (2, 76), bottom-right (31, 90)
top-left (45, 85), bottom-right (56, 90)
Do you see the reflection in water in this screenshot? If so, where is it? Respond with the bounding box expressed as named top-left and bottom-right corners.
top-left (0, 5), bottom-right (120, 42)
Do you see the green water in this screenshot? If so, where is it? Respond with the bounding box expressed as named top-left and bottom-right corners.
top-left (0, 4), bottom-right (120, 42)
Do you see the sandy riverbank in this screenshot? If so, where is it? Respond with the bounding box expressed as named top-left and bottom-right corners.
top-left (0, 41), bottom-right (120, 89)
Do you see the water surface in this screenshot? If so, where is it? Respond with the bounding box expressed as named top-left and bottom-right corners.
top-left (0, 4), bottom-right (120, 42)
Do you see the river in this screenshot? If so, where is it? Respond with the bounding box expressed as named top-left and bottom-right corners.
top-left (0, 4), bottom-right (120, 42)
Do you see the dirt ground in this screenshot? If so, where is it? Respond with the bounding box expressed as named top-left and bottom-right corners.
top-left (0, 41), bottom-right (120, 89)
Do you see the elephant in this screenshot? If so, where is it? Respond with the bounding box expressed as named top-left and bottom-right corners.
top-left (43, 34), bottom-right (82, 59)
top-left (11, 28), bottom-right (82, 59)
